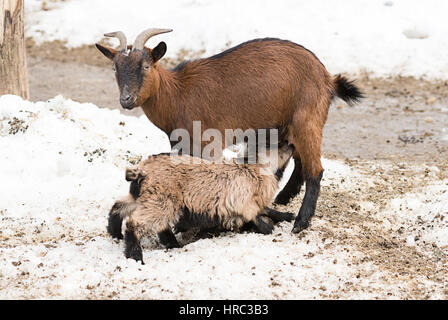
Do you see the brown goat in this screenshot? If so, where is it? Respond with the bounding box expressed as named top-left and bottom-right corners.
top-left (96, 28), bottom-right (363, 234)
top-left (108, 144), bottom-right (294, 263)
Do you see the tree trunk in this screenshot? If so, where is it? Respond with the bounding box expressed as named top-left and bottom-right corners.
top-left (0, 0), bottom-right (29, 99)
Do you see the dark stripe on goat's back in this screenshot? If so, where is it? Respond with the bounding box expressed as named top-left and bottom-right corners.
top-left (172, 60), bottom-right (190, 72)
top-left (209, 38), bottom-right (322, 63)
top-left (171, 38), bottom-right (323, 72)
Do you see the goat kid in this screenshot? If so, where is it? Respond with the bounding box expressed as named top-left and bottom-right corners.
top-left (108, 144), bottom-right (295, 263)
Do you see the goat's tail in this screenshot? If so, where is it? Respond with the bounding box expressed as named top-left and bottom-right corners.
top-left (332, 74), bottom-right (364, 105)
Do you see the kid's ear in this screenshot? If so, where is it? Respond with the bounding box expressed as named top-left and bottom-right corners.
top-left (151, 41), bottom-right (167, 62)
top-left (95, 43), bottom-right (118, 60)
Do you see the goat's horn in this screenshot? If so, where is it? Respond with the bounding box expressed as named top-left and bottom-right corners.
top-left (133, 28), bottom-right (172, 50)
top-left (104, 31), bottom-right (127, 51)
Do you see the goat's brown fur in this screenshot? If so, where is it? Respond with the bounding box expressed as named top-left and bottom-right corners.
top-left (97, 37), bottom-right (363, 234)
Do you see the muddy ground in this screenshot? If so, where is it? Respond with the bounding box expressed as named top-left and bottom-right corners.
top-left (19, 40), bottom-right (448, 299)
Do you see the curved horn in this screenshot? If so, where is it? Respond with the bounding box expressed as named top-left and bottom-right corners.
top-left (133, 28), bottom-right (172, 50)
top-left (104, 31), bottom-right (127, 51)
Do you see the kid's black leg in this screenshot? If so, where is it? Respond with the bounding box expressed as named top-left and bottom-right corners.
top-left (124, 228), bottom-right (144, 264)
top-left (253, 215), bottom-right (274, 234)
top-left (275, 157), bottom-right (305, 205)
top-left (157, 228), bottom-right (181, 249)
top-left (107, 202), bottom-right (124, 239)
top-left (264, 208), bottom-right (295, 223)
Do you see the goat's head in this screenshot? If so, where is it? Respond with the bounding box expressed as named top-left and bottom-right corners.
top-left (95, 28), bottom-right (172, 109)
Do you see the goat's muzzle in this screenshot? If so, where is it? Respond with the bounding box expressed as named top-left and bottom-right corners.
top-left (120, 94), bottom-right (137, 109)
top-left (120, 85), bottom-right (137, 109)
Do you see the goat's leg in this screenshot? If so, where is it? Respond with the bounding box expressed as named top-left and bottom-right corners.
top-left (249, 208), bottom-right (295, 234)
top-left (293, 171), bottom-right (323, 233)
top-left (107, 201), bottom-right (125, 239)
top-left (157, 228), bottom-right (181, 248)
top-left (274, 157), bottom-right (305, 205)
top-left (288, 111), bottom-right (325, 234)
top-left (252, 215), bottom-right (275, 234)
top-left (124, 220), bottom-right (144, 264)
top-left (264, 207), bottom-right (295, 223)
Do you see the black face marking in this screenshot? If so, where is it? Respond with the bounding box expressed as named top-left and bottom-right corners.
top-left (114, 50), bottom-right (151, 101)
top-left (136, 59), bottom-right (144, 89)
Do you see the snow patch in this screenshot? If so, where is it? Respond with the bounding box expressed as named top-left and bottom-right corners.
top-left (0, 95), bottom-right (170, 246)
top-left (383, 180), bottom-right (448, 248)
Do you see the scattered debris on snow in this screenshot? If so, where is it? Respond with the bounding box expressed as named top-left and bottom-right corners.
top-left (0, 95), bottom-right (446, 299)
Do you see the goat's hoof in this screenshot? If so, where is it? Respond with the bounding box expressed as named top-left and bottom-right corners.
top-left (126, 252), bottom-right (144, 264)
top-left (292, 221), bottom-right (309, 234)
top-left (255, 216), bottom-right (274, 234)
top-left (282, 212), bottom-right (295, 222)
top-left (127, 256), bottom-right (145, 265)
top-left (132, 258), bottom-right (145, 265)
top-left (165, 242), bottom-right (181, 249)
top-left (256, 222), bottom-right (274, 235)
top-left (259, 224), bottom-right (274, 235)
top-left (110, 232), bottom-right (123, 240)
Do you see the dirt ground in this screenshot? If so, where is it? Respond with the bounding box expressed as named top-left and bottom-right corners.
top-left (23, 40), bottom-right (448, 299)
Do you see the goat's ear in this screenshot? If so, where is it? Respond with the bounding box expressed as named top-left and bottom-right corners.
top-left (95, 43), bottom-right (118, 60)
top-left (151, 41), bottom-right (167, 62)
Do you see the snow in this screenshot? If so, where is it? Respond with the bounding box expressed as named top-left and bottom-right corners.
top-left (25, 0), bottom-right (448, 79)
top-left (386, 181), bottom-right (448, 248)
top-left (0, 94), bottom-right (170, 247)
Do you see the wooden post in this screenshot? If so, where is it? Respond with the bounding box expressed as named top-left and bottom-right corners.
top-left (0, 0), bottom-right (29, 99)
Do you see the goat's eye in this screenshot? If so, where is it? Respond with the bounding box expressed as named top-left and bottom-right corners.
top-left (112, 66), bottom-right (116, 72)
top-left (143, 65), bottom-right (150, 71)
